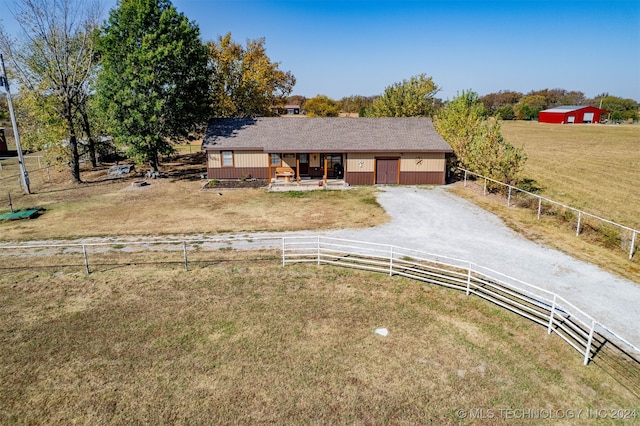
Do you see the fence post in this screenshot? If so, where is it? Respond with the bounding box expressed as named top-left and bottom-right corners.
top-left (483, 179), bottom-right (487, 196)
top-left (83, 244), bottom-right (90, 275)
top-left (317, 235), bottom-right (321, 266)
top-left (463, 170), bottom-right (467, 187)
top-left (46, 166), bottom-right (50, 182)
top-left (584, 319), bottom-right (596, 365)
top-left (183, 241), bottom-right (188, 271)
top-left (507, 186), bottom-right (512, 207)
top-left (281, 238), bottom-right (285, 266)
top-left (537, 197), bottom-right (542, 220)
top-left (630, 231), bottom-right (637, 260)
top-left (389, 246), bottom-right (393, 277)
top-left (576, 211), bottom-right (582, 236)
top-left (547, 294), bottom-right (557, 334)
top-left (466, 264), bottom-right (472, 296)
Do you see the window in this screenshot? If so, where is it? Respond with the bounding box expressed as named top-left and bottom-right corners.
top-left (221, 151), bottom-right (233, 167)
top-left (322, 153), bottom-right (343, 169)
top-left (321, 153), bottom-right (343, 178)
top-left (270, 153), bottom-right (281, 166)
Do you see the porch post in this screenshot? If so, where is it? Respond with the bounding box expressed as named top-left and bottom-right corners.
top-left (323, 156), bottom-right (328, 184)
top-left (296, 155), bottom-right (300, 184)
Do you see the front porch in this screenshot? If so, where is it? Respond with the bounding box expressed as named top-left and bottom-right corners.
top-left (268, 177), bottom-right (350, 192)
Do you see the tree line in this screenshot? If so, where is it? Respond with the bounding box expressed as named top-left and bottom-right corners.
top-left (0, 0), bottom-right (294, 182)
top-left (296, 88), bottom-right (638, 122)
top-left (0, 0), bottom-right (636, 186)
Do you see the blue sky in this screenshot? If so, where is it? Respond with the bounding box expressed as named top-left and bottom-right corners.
top-left (3, 0), bottom-right (640, 101)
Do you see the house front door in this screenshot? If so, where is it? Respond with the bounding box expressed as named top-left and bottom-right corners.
top-left (298, 153), bottom-right (309, 176)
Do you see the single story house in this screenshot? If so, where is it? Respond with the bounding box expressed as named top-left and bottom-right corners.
top-left (202, 117), bottom-right (453, 185)
top-left (538, 105), bottom-right (608, 124)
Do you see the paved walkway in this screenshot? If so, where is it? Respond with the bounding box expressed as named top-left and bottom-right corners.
top-left (324, 186), bottom-right (640, 348)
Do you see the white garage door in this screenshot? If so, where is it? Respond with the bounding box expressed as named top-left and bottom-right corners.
top-left (583, 112), bottom-right (594, 123)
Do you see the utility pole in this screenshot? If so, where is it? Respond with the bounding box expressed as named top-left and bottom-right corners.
top-left (0, 53), bottom-right (30, 194)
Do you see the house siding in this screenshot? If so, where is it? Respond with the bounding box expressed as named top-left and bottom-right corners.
top-left (208, 167), bottom-right (269, 180)
top-left (344, 153), bottom-right (445, 185)
top-left (345, 172), bottom-right (374, 185)
top-left (400, 153), bottom-right (445, 172)
top-left (346, 153), bottom-right (376, 172)
top-left (400, 171), bottom-right (446, 185)
top-left (208, 151), bottom-right (266, 169)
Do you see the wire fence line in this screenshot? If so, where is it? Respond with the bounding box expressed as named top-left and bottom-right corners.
top-left (2, 235), bottom-right (639, 374)
top-left (0, 155), bottom-right (53, 194)
top-left (458, 168), bottom-right (638, 260)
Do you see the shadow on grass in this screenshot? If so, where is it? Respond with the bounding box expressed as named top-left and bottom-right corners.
top-left (591, 335), bottom-right (640, 400)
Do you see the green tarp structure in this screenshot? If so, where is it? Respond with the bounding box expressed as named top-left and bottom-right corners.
top-left (0, 209), bottom-right (39, 221)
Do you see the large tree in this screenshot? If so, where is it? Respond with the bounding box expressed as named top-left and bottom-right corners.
top-left (95, 0), bottom-right (210, 172)
top-left (339, 95), bottom-right (376, 116)
top-left (367, 74), bottom-right (441, 117)
top-left (592, 94), bottom-right (639, 121)
top-left (208, 33), bottom-right (295, 118)
top-left (435, 91), bottom-right (526, 186)
top-left (434, 91), bottom-right (487, 169)
top-left (479, 90), bottom-right (523, 116)
top-left (303, 94), bottom-right (340, 117)
top-left (513, 94), bottom-right (547, 120)
top-left (0, 0), bottom-right (101, 182)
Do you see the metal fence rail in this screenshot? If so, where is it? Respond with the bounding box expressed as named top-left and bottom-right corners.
top-left (282, 236), bottom-right (640, 367)
top-left (0, 236), bottom-right (283, 273)
top-left (2, 235), bottom-right (639, 372)
top-left (458, 168), bottom-right (638, 260)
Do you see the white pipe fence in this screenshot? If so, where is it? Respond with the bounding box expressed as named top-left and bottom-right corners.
top-left (1, 235), bottom-right (639, 369)
top-left (281, 236), bottom-right (640, 367)
top-left (459, 168), bottom-right (638, 260)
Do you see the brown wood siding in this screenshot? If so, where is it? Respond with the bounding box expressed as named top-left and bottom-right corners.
top-left (345, 172), bottom-right (374, 185)
top-left (208, 167), bottom-right (269, 179)
top-left (400, 171), bottom-right (446, 185)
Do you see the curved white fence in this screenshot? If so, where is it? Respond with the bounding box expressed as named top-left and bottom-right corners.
top-left (1, 235), bottom-right (639, 369)
top-left (281, 236), bottom-right (640, 367)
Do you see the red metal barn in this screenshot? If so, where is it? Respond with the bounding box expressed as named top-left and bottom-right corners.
top-left (538, 106), bottom-right (608, 124)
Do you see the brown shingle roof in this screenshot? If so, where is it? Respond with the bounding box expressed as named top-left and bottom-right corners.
top-left (202, 117), bottom-right (452, 153)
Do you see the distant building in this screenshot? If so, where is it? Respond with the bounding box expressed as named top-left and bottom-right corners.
top-left (538, 106), bottom-right (608, 124)
top-left (284, 104), bottom-right (301, 115)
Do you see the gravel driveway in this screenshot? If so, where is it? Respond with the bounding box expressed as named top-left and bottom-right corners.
top-left (325, 186), bottom-right (640, 348)
top-left (4, 185), bottom-right (638, 349)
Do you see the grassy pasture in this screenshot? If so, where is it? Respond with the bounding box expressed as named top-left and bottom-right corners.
top-left (452, 122), bottom-right (640, 282)
top-left (501, 121), bottom-right (639, 230)
top-left (0, 254), bottom-right (638, 424)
